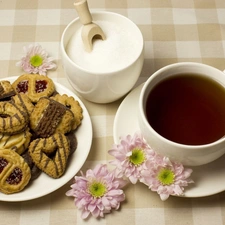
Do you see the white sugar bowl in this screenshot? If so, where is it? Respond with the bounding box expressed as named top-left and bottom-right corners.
top-left (61, 11), bottom-right (144, 103)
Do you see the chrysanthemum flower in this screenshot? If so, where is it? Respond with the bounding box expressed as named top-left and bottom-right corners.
top-left (140, 155), bottom-right (194, 201)
top-left (16, 43), bottom-right (56, 75)
top-left (108, 132), bottom-right (155, 184)
top-left (66, 164), bottom-right (127, 219)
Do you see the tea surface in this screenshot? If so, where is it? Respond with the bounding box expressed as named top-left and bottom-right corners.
top-left (146, 74), bottom-right (225, 145)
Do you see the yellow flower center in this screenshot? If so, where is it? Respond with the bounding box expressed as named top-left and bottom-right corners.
top-left (157, 168), bottom-right (175, 185)
top-left (129, 148), bottom-right (145, 166)
top-left (88, 181), bottom-right (107, 198)
top-left (30, 55), bottom-right (43, 67)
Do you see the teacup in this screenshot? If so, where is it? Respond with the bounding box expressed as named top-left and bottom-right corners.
top-left (138, 62), bottom-right (225, 166)
top-left (60, 11), bottom-right (144, 104)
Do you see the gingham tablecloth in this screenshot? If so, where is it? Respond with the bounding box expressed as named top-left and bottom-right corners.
top-left (1, 0), bottom-right (225, 224)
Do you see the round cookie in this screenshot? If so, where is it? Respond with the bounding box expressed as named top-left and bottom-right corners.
top-left (12, 74), bottom-right (55, 103)
top-left (28, 133), bottom-right (70, 178)
top-left (0, 80), bottom-right (16, 100)
top-left (0, 128), bottom-right (32, 155)
top-left (30, 97), bottom-right (75, 138)
top-left (0, 101), bottom-right (29, 135)
top-left (0, 149), bottom-right (31, 194)
top-left (11, 93), bottom-right (34, 116)
top-left (51, 94), bottom-right (83, 130)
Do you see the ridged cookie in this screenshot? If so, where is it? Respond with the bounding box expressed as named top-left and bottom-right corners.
top-left (11, 93), bottom-right (34, 116)
top-left (12, 74), bottom-right (55, 103)
top-left (0, 101), bottom-right (29, 134)
top-left (28, 133), bottom-right (70, 178)
top-left (51, 94), bottom-right (83, 130)
top-left (0, 149), bottom-right (31, 194)
top-left (0, 80), bottom-right (15, 100)
top-left (30, 97), bottom-right (75, 138)
top-left (0, 128), bottom-right (32, 155)
top-left (21, 151), bottom-right (41, 181)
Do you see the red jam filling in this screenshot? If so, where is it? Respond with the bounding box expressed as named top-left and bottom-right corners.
top-left (6, 167), bottom-right (22, 185)
top-left (16, 80), bottom-right (29, 93)
top-left (35, 80), bottom-right (47, 93)
top-left (0, 157), bottom-right (8, 174)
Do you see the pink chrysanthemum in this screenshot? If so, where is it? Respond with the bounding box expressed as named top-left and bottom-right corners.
top-left (66, 164), bottom-right (127, 219)
top-left (108, 132), bottom-right (155, 184)
top-left (16, 43), bottom-right (56, 75)
top-left (140, 155), bottom-right (194, 201)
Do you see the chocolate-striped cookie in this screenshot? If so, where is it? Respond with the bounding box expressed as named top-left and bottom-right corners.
top-left (28, 133), bottom-right (70, 178)
top-left (21, 151), bottom-right (41, 181)
top-left (0, 80), bottom-right (15, 100)
top-left (0, 101), bottom-right (29, 134)
top-left (51, 94), bottom-right (83, 130)
top-left (11, 93), bottom-right (34, 116)
top-left (30, 97), bottom-right (75, 138)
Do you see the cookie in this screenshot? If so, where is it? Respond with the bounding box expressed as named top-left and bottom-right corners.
top-left (0, 101), bottom-right (29, 134)
top-left (51, 94), bottom-right (83, 130)
top-left (0, 128), bottom-right (32, 155)
top-left (12, 74), bottom-right (55, 103)
top-left (30, 97), bottom-right (75, 138)
top-left (21, 151), bottom-right (41, 181)
top-left (0, 80), bottom-right (16, 100)
top-left (0, 149), bottom-right (31, 194)
top-left (66, 131), bottom-right (77, 156)
top-left (11, 93), bottom-right (34, 116)
top-left (28, 133), bottom-right (70, 178)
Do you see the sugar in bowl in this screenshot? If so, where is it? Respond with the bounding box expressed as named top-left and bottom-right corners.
top-left (61, 8), bottom-right (144, 103)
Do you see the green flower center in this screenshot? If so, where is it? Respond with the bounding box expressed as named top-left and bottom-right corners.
top-left (157, 168), bottom-right (175, 185)
top-left (129, 148), bottom-right (145, 166)
top-left (88, 181), bottom-right (107, 198)
top-left (30, 55), bottom-right (43, 67)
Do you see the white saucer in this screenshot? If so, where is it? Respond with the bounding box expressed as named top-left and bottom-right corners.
top-left (113, 83), bottom-right (225, 198)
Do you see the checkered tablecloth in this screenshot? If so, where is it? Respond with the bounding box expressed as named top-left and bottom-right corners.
top-left (0, 0), bottom-right (225, 224)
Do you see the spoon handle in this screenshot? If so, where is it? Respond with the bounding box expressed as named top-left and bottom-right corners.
top-left (74, 0), bottom-right (92, 25)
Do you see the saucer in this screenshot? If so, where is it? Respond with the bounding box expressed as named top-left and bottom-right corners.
top-left (113, 83), bottom-right (225, 198)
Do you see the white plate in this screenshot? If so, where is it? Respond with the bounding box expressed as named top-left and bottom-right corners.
top-left (113, 83), bottom-right (225, 198)
top-left (0, 77), bottom-right (93, 202)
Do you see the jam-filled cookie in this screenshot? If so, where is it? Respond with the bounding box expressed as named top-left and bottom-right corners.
top-left (12, 74), bottom-right (55, 103)
top-left (0, 128), bottom-right (32, 155)
top-left (0, 149), bottom-right (31, 194)
top-left (28, 133), bottom-right (70, 178)
top-left (51, 94), bottom-right (83, 130)
top-left (0, 80), bottom-right (16, 100)
top-left (30, 97), bottom-right (75, 138)
top-left (0, 101), bottom-right (29, 134)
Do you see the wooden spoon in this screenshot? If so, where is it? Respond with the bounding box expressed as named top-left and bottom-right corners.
top-left (74, 0), bottom-right (106, 52)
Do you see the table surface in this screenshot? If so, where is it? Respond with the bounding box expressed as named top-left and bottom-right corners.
top-left (1, 0), bottom-right (225, 224)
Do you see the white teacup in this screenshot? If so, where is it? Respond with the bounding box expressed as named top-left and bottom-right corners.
top-left (138, 62), bottom-right (225, 166)
top-left (61, 11), bottom-right (144, 104)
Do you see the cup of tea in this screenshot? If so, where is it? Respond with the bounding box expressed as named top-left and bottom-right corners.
top-left (138, 62), bottom-right (225, 166)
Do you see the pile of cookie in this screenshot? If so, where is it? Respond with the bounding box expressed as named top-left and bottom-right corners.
top-left (0, 74), bottom-right (83, 194)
